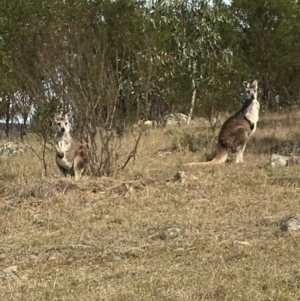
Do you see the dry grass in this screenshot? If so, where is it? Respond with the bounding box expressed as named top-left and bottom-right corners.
top-left (1, 111), bottom-right (300, 301)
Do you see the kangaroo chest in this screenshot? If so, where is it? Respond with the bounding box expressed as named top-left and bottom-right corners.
top-left (55, 134), bottom-right (73, 170)
top-left (245, 100), bottom-right (260, 136)
top-left (56, 137), bottom-right (71, 152)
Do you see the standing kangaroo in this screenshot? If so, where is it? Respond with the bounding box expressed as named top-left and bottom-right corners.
top-left (185, 80), bottom-right (260, 166)
top-left (54, 112), bottom-right (89, 180)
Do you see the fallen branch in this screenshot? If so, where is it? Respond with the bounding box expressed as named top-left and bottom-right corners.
top-left (120, 129), bottom-right (143, 170)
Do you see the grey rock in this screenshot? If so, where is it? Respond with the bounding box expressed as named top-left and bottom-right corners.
top-left (280, 213), bottom-right (300, 232)
top-left (163, 113), bottom-right (188, 127)
top-left (270, 153), bottom-right (291, 167)
top-left (270, 153), bottom-right (300, 167)
top-left (107, 253), bottom-right (122, 261)
top-left (0, 271), bottom-right (7, 278)
top-left (0, 142), bottom-right (31, 157)
top-left (166, 227), bottom-right (181, 237)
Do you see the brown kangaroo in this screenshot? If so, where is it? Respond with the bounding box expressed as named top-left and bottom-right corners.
top-left (53, 112), bottom-right (89, 180)
top-left (184, 80), bottom-right (260, 166)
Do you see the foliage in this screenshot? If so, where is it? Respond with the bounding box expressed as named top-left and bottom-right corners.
top-left (28, 97), bottom-right (62, 176)
top-left (143, 0), bottom-right (233, 120)
top-left (1, 0), bottom-right (300, 174)
top-left (229, 0), bottom-right (300, 110)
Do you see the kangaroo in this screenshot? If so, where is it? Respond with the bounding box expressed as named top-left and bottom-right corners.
top-left (53, 112), bottom-right (89, 180)
top-left (184, 80), bottom-right (260, 166)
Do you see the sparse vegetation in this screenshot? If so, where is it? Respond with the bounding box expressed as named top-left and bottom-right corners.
top-left (171, 130), bottom-right (216, 154)
top-left (1, 0), bottom-right (300, 299)
top-left (1, 112), bottom-right (300, 301)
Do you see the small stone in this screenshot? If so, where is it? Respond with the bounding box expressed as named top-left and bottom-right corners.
top-left (270, 153), bottom-right (300, 167)
top-left (270, 153), bottom-right (291, 167)
top-left (48, 255), bottom-right (59, 262)
top-left (166, 227), bottom-right (181, 236)
top-left (2, 266), bottom-right (19, 279)
top-left (173, 171), bottom-right (186, 183)
top-left (280, 213), bottom-right (300, 232)
top-left (234, 240), bottom-right (251, 247)
top-left (0, 142), bottom-right (30, 157)
top-left (6, 266), bottom-right (18, 272)
top-left (108, 253), bottom-right (122, 261)
top-left (163, 113), bottom-right (188, 127)
top-left (0, 271), bottom-right (7, 278)
top-left (76, 184), bottom-right (87, 191)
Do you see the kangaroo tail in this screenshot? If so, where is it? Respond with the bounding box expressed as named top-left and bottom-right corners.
top-left (184, 147), bottom-right (228, 166)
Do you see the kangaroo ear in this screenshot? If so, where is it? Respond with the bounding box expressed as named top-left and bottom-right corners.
top-left (54, 114), bottom-right (60, 121)
top-left (243, 81), bottom-right (249, 88)
top-left (65, 112), bottom-right (73, 121)
top-left (252, 80), bottom-right (258, 89)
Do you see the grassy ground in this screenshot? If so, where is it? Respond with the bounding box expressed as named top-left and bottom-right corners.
top-left (1, 111), bottom-right (300, 301)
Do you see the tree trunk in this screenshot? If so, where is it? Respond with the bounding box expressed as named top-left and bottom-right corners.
top-left (5, 101), bottom-right (10, 139)
top-left (261, 76), bottom-right (272, 112)
top-left (20, 115), bottom-right (28, 142)
top-left (187, 77), bottom-right (196, 126)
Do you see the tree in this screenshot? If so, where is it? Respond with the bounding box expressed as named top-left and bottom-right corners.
top-left (145, 0), bottom-right (233, 123)
top-left (29, 97), bottom-right (62, 176)
top-left (7, 0), bottom-right (148, 176)
top-left (229, 0), bottom-right (300, 111)
top-left (0, 0), bottom-right (19, 137)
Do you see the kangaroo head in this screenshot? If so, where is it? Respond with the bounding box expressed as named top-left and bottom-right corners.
top-left (54, 112), bottom-right (72, 134)
top-left (243, 80), bottom-right (258, 101)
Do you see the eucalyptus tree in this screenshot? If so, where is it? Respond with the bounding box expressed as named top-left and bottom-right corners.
top-left (230, 0), bottom-right (300, 110)
top-left (0, 0), bottom-right (19, 137)
top-left (143, 0), bottom-right (233, 124)
top-left (9, 0), bottom-right (150, 176)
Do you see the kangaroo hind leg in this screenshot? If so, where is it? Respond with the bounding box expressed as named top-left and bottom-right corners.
top-left (74, 157), bottom-right (86, 181)
top-left (234, 128), bottom-right (250, 163)
top-left (236, 141), bottom-right (249, 163)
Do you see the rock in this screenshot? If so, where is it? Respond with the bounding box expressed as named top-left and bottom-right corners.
top-left (163, 113), bottom-right (188, 127)
top-left (143, 120), bottom-right (158, 127)
top-left (5, 266), bottom-right (18, 273)
top-left (280, 213), bottom-right (300, 232)
top-left (149, 227), bottom-right (181, 240)
top-left (133, 120), bottom-right (158, 129)
top-left (166, 227), bottom-right (181, 237)
top-left (48, 255), bottom-right (60, 262)
top-left (270, 153), bottom-right (300, 167)
top-left (0, 271), bottom-right (7, 278)
top-left (0, 265), bottom-right (19, 280)
top-left (173, 171), bottom-right (186, 183)
top-left (170, 171), bottom-right (198, 184)
top-left (107, 253), bottom-right (122, 261)
top-left (270, 153), bottom-right (291, 167)
top-left (234, 240), bottom-right (251, 248)
top-left (0, 142), bottom-right (31, 157)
